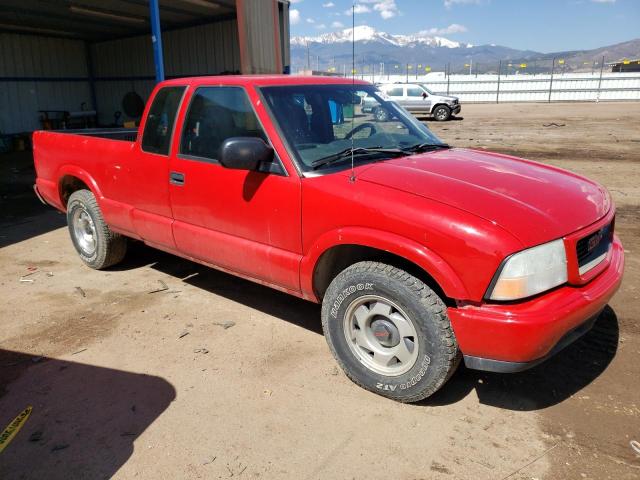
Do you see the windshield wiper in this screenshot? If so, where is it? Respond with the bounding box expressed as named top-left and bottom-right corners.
top-left (310, 147), bottom-right (407, 170)
top-left (402, 143), bottom-right (451, 154)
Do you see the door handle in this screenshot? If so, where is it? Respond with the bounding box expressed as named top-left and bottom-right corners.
top-left (170, 171), bottom-right (185, 186)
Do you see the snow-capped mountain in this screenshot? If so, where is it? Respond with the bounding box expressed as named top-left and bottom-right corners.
top-left (290, 27), bottom-right (639, 75)
top-left (290, 25), bottom-right (544, 73)
top-left (291, 25), bottom-right (472, 49)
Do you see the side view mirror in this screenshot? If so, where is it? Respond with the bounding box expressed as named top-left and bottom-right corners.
top-left (422, 92), bottom-right (428, 99)
top-left (219, 137), bottom-right (274, 171)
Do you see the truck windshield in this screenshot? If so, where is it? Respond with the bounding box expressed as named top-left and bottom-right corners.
top-left (260, 84), bottom-right (446, 172)
top-left (419, 85), bottom-right (435, 95)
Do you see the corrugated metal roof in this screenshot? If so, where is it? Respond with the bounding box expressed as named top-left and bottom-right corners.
top-left (0, 0), bottom-right (236, 41)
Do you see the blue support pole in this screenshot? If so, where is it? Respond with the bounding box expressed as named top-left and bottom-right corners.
top-left (149, 0), bottom-right (165, 83)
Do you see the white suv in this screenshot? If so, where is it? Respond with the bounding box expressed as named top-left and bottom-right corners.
top-left (364, 83), bottom-right (461, 121)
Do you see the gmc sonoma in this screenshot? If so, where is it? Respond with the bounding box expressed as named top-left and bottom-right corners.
top-left (33, 76), bottom-right (624, 402)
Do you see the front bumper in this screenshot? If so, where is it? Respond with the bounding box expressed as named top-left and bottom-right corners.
top-left (451, 105), bottom-right (461, 115)
top-left (33, 183), bottom-right (48, 205)
top-left (448, 235), bottom-right (624, 372)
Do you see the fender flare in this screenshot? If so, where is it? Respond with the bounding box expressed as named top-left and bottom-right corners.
top-left (299, 226), bottom-right (469, 302)
top-left (431, 103), bottom-right (450, 114)
top-left (56, 165), bottom-right (104, 209)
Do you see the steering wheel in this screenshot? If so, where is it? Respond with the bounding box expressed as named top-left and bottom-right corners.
top-left (345, 122), bottom-right (377, 140)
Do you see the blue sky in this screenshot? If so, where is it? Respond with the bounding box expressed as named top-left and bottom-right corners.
top-left (288, 0), bottom-right (640, 52)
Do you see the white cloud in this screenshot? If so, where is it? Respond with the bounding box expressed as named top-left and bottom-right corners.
top-left (379, 9), bottom-right (395, 19)
top-left (349, 4), bottom-right (371, 14)
top-left (306, 17), bottom-right (315, 23)
top-left (322, 2), bottom-right (335, 6)
top-left (290, 9), bottom-right (301, 24)
top-left (353, 0), bottom-right (399, 19)
top-left (331, 21), bottom-right (344, 28)
top-left (315, 23), bottom-right (327, 29)
top-left (373, 0), bottom-right (399, 19)
top-left (444, 0), bottom-right (481, 8)
top-left (420, 23), bottom-right (468, 35)
top-left (289, 0), bottom-right (303, 3)
top-left (591, 0), bottom-right (616, 3)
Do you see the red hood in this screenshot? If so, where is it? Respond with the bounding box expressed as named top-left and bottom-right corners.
top-left (355, 148), bottom-right (610, 246)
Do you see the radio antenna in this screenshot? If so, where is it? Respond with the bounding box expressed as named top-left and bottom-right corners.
top-left (349, 2), bottom-right (356, 183)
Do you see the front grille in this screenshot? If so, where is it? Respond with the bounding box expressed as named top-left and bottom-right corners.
top-left (576, 222), bottom-right (612, 272)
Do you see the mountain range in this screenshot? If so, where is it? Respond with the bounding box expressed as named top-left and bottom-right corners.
top-left (291, 25), bottom-right (471, 49)
top-left (291, 26), bottom-right (639, 74)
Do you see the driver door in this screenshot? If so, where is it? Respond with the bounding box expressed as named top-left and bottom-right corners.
top-left (384, 86), bottom-right (404, 102)
top-left (168, 85), bottom-right (302, 292)
top-left (406, 86), bottom-right (431, 112)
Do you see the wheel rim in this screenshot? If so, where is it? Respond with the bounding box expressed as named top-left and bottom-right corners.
top-left (436, 108), bottom-right (447, 120)
top-left (343, 295), bottom-right (419, 376)
top-left (71, 207), bottom-right (97, 256)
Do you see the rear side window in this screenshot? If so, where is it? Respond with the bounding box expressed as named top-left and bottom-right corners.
top-left (386, 87), bottom-right (404, 97)
top-left (180, 86), bottom-right (267, 161)
top-left (141, 86), bottom-right (186, 155)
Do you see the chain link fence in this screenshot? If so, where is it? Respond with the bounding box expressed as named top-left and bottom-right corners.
top-left (303, 55), bottom-right (640, 103)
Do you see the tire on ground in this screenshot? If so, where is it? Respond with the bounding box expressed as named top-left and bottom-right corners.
top-left (433, 105), bottom-right (451, 121)
top-left (66, 189), bottom-right (127, 269)
top-left (373, 107), bottom-right (390, 122)
top-left (321, 261), bottom-right (460, 402)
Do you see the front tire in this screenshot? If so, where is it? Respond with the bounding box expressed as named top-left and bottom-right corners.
top-left (373, 107), bottom-right (390, 122)
top-left (321, 261), bottom-right (459, 402)
top-left (433, 105), bottom-right (451, 121)
top-left (67, 189), bottom-right (127, 269)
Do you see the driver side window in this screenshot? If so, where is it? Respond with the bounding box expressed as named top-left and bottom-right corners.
top-left (386, 87), bottom-right (404, 97)
top-left (180, 86), bottom-right (266, 162)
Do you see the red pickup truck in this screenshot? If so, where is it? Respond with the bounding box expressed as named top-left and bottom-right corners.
top-left (33, 75), bottom-right (623, 402)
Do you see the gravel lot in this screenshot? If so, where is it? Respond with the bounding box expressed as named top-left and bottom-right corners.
top-left (1, 102), bottom-right (639, 479)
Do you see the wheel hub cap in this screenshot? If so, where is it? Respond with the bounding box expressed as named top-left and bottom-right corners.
top-left (371, 318), bottom-right (400, 347)
top-left (343, 295), bottom-right (419, 376)
top-left (72, 208), bottom-right (97, 256)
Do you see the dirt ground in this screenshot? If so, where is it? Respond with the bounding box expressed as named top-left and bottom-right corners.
top-left (0, 102), bottom-right (639, 480)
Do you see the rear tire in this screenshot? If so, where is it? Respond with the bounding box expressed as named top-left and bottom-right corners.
top-left (66, 189), bottom-right (127, 269)
top-left (321, 261), bottom-right (460, 402)
top-left (433, 105), bottom-right (451, 121)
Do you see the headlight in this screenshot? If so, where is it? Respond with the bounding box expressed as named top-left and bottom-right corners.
top-left (488, 239), bottom-right (568, 301)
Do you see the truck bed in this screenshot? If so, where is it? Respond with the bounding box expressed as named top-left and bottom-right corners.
top-left (33, 128), bottom-right (140, 213)
top-left (49, 128), bottom-right (138, 142)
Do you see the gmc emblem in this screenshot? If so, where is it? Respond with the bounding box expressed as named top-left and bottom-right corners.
top-left (588, 230), bottom-right (604, 252)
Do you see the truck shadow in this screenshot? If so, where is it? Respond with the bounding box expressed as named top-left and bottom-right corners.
top-left (422, 116), bottom-right (464, 122)
top-left (117, 242), bottom-right (618, 411)
top-left (115, 241), bottom-right (324, 334)
top-left (424, 306), bottom-right (619, 410)
top-left (0, 349), bottom-right (176, 479)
